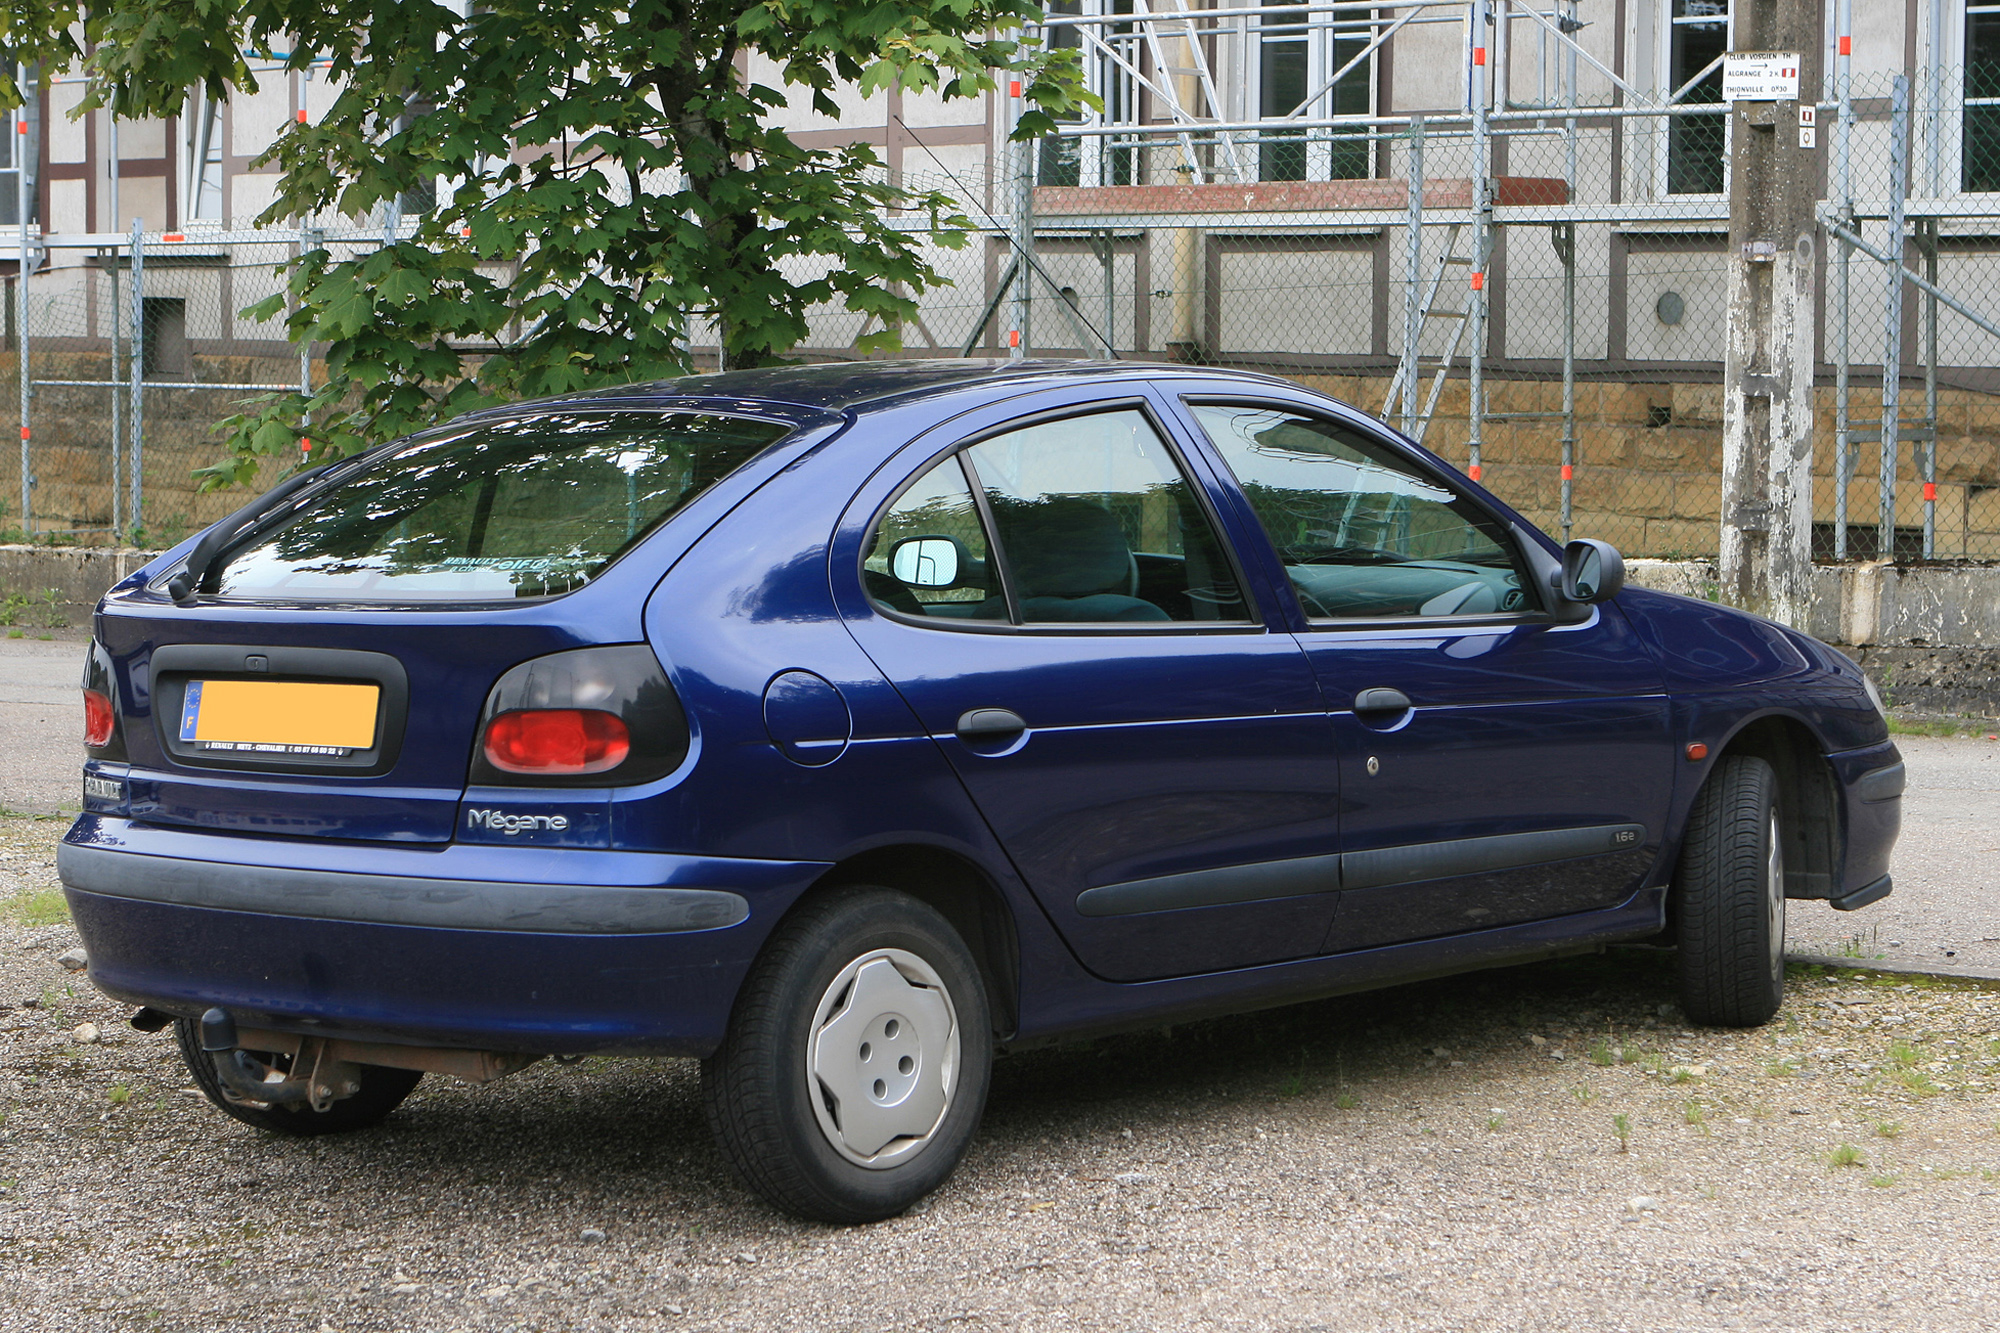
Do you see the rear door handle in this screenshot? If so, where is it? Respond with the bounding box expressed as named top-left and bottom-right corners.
top-left (1352, 687), bottom-right (1412, 716)
top-left (955, 708), bottom-right (1027, 741)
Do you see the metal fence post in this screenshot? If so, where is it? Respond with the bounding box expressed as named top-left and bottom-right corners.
top-left (1880, 74), bottom-right (1908, 554)
top-left (1468, 0), bottom-right (1489, 484)
top-left (1400, 117), bottom-right (1424, 434)
top-left (1833, 0), bottom-right (1852, 559)
top-left (1920, 215), bottom-right (1938, 557)
top-left (108, 115), bottom-right (122, 540)
top-left (128, 219), bottom-right (143, 530)
top-left (17, 65), bottom-right (31, 539)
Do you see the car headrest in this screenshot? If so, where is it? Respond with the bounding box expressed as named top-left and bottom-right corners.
top-left (988, 497), bottom-right (1134, 599)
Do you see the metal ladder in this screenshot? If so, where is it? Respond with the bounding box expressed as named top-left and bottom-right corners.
top-left (1380, 222), bottom-right (1472, 443)
top-left (1131, 0), bottom-right (1246, 183)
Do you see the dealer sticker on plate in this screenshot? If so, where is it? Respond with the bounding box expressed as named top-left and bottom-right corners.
top-left (179, 679), bottom-right (380, 756)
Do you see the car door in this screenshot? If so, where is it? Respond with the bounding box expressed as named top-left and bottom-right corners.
top-left (833, 387), bottom-right (1342, 982)
top-left (1170, 390), bottom-right (1675, 953)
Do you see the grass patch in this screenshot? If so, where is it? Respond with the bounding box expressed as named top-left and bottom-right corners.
top-left (1886, 716), bottom-right (1992, 739)
top-left (1827, 1143), bottom-right (1865, 1169)
top-left (2, 888), bottom-right (69, 927)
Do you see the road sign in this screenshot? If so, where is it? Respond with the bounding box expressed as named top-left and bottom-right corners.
top-left (1722, 52), bottom-right (1801, 101)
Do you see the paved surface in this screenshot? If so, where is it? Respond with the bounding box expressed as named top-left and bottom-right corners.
top-left (0, 633), bottom-right (88, 819)
top-left (3, 633), bottom-right (1991, 971)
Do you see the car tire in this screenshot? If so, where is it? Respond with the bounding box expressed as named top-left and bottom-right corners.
top-left (173, 1018), bottom-right (423, 1135)
top-left (701, 887), bottom-right (994, 1224)
top-left (1674, 754), bottom-right (1787, 1028)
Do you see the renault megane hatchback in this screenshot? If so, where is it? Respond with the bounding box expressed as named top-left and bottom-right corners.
top-left (60, 360), bottom-right (1901, 1222)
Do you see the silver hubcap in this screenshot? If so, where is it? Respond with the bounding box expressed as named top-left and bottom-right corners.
top-left (1766, 810), bottom-right (1787, 979)
top-left (806, 948), bottom-right (959, 1169)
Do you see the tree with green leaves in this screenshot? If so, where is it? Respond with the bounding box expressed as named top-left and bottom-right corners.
top-left (0, 1), bottom-right (1089, 483)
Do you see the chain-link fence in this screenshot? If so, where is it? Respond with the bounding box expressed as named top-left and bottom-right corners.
top-left (8, 26), bottom-right (2000, 565)
top-left (0, 223), bottom-right (320, 546)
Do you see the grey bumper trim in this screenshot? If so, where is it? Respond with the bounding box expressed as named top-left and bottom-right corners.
top-left (57, 842), bottom-right (750, 935)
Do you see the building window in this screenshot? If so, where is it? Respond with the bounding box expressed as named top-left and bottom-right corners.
top-left (1966, 5), bottom-right (2000, 191)
top-left (1037, 0), bottom-right (1138, 189)
top-left (184, 90), bottom-right (224, 220)
top-left (1256, 7), bottom-right (1373, 182)
top-left (1666, 0), bottom-right (1729, 195)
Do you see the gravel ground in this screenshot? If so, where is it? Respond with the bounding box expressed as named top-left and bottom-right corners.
top-left (6, 816), bottom-right (2000, 1331)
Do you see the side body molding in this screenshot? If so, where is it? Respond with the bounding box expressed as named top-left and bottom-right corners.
top-left (1076, 824), bottom-right (1648, 918)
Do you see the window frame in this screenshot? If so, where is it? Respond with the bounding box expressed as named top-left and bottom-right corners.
top-left (1179, 394), bottom-right (1553, 630)
top-left (1658, 0), bottom-right (1733, 200)
top-left (1247, 4), bottom-right (1378, 183)
top-left (858, 397), bottom-right (1265, 636)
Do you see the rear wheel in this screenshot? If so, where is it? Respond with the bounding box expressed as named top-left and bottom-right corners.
top-left (173, 1019), bottom-right (423, 1135)
top-left (1674, 754), bottom-right (1787, 1027)
top-left (702, 888), bottom-right (993, 1223)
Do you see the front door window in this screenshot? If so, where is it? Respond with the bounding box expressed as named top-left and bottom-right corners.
top-left (1187, 403), bottom-right (1532, 619)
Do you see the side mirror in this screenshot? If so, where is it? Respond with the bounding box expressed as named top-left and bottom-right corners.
top-left (889, 535), bottom-right (967, 590)
top-left (1559, 538), bottom-right (1625, 605)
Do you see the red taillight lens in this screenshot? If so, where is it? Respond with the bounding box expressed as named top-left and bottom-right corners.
top-left (83, 689), bottom-right (116, 749)
top-left (481, 709), bottom-right (630, 775)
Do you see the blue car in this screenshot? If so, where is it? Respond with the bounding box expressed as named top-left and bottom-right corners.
top-left (61, 360), bottom-right (1901, 1222)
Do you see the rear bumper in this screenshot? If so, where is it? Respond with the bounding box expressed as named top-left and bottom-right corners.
top-left (60, 815), bottom-right (830, 1056)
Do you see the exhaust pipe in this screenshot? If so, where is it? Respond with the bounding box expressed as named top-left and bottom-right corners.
top-left (200, 1008), bottom-right (326, 1106)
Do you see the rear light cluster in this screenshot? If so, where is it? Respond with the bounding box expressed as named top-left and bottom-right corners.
top-left (83, 690), bottom-right (116, 748)
top-left (82, 640), bottom-right (127, 758)
top-left (470, 645), bottom-right (688, 788)
top-left (484, 709), bottom-right (630, 775)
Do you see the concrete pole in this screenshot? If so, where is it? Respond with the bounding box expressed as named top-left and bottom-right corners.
top-left (1718, 0), bottom-right (1823, 626)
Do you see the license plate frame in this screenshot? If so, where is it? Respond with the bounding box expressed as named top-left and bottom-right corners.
top-left (178, 678), bottom-right (383, 757)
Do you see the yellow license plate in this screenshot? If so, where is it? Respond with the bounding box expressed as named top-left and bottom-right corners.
top-left (178, 679), bottom-right (380, 755)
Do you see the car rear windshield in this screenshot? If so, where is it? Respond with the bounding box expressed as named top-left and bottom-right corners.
top-left (213, 411), bottom-right (792, 602)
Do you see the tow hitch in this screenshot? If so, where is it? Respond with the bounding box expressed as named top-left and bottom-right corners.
top-left (200, 1009), bottom-right (364, 1111)
top-left (184, 1007), bottom-right (543, 1108)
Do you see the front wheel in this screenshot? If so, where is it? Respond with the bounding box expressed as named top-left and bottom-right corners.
top-left (702, 888), bottom-right (993, 1223)
top-left (1674, 754), bottom-right (1787, 1027)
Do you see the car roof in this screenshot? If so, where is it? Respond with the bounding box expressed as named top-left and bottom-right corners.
top-left (529, 358), bottom-right (1303, 416)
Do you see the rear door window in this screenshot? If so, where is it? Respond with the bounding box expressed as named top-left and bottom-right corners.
top-left (216, 411), bottom-right (790, 602)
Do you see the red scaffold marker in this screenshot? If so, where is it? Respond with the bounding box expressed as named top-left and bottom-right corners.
top-left (1473, 47), bottom-right (1486, 66)
top-left (19, 426), bottom-right (28, 441)
top-left (1009, 329), bottom-right (1021, 348)
top-left (301, 436), bottom-right (312, 457)
top-left (1924, 482), bottom-right (1938, 501)
top-left (14, 121), bottom-right (23, 136)
top-left (1838, 35), bottom-right (1851, 56)
top-left (1560, 464), bottom-right (1574, 481)
top-left (162, 233), bottom-right (185, 243)
top-left (1009, 80), bottom-right (1022, 98)
top-left (1470, 272), bottom-right (1485, 291)
top-left (297, 109), bottom-right (308, 124)
top-left (1468, 464), bottom-right (1483, 481)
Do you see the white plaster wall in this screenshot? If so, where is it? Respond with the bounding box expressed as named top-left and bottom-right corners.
top-left (1498, 220), bottom-right (1610, 361)
top-left (1216, 243), bottom-right (1375, 356)
top-left (48, 84), bottom-right (87, 163)
top-left (748, 55), bottom-right (887, 135)
top-left (234, 75), bottom-right (293, 158)
top-left (46, 178), bottom-right (87, 235)
top-left (120, 118), bottom-right (166, 159)
top-left (1390, 20), bottom-right (1468, 112)
top-left (1625, 244), bottom-right (1728, 361)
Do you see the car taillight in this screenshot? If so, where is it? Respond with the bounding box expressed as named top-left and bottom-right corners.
top-left (83, 689), bottom-right (116, 748)
top-left (469, 645), bottom-right (688, 788)
top-left (482, 709), bottom-right (631, 775)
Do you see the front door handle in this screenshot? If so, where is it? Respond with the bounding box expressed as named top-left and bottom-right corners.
top-left (1353, 687), bottom-right (1413, 717)
top-left (955, 708), bottom-right (1027, 742)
